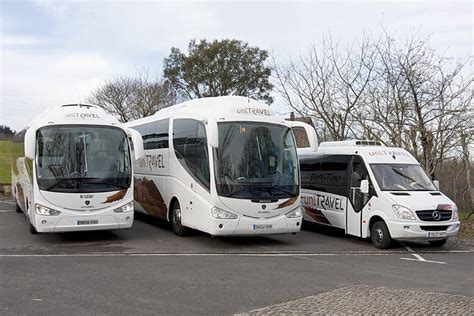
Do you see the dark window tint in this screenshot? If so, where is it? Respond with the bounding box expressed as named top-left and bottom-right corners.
top-left (350, 156), bottom-right (372, 212)
top-left (131, 119), bottom-right (169, 150)
top-left (173, 119), bottom-right (210, 190)
top-left (300, 155), bottom-right (351, 196)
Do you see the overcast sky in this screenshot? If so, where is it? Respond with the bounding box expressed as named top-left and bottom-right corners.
top-left (1, 0), bottom-right (472, 131)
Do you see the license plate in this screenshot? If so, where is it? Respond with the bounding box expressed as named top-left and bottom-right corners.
top-left (250, 224), bottom-right (273, 230)
top-left (77, 220), bottom-right (99, 225)
top-left (427, 231), bottom-right (447, 237)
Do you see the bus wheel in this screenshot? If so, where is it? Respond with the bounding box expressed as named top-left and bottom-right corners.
top-left (15, 201), bottom-right (22, 213)
top-left (370, 221), bottom-right (392, 249)
top-left (28, 218), bottom-right (38, 234)
top-left (171, 201), bottom-right (189, 237)
top-left (428, 239), bottom-right (447, 247)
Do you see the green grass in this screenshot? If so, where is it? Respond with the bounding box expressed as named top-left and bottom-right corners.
top-left (0, 140), bottom-right (12, 184)
top-left (459, 211), bottom-right (474, 240)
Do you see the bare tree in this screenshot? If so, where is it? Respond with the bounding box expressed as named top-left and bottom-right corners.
top-left (88, 73), bottom-right (180, 122)
top-left (273, 35), bottom-right (376, 141)
top-left (359, 33), bottom-right (473, 178)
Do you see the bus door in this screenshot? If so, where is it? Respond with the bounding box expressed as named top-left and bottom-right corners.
top-left (346, 155), bottom-right (370, 237)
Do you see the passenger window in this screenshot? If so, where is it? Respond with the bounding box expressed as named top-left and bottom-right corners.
top-left (300, 155), bottom-right (351, 196)
top-left (130, 119), bottom-right (169, 150)
top-left (173, 119), bottom-right (210, 190)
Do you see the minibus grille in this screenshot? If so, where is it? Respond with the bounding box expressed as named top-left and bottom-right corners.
top-left (420, 225), bottom-right (449, 231)
top-left (416, 210), bottom-right (452, 221)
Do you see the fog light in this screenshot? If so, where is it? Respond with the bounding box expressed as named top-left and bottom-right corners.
top-left (297, 222), bottom-right (300, 226)
top-left (218, 224), bottom-right (223, 229)
top-left (403, 225), bottom-right (410, 229)
top-left (41, 220), bottom-right (47, 224)
top-left (125, 216), bottom-right (131, 221)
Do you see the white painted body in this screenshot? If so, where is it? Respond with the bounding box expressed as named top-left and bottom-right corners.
top-left (11, 104), bottom-right (142, 233)
top-left (299, 140), bottom-right (460, 242)
top-left (125, 96), bottom-right (317, 236)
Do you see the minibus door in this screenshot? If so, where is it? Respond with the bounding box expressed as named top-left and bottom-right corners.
top-left (346, 156), bottom-right (369, 237)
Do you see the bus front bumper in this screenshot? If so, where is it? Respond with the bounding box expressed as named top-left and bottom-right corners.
top-left (33, 212), bottom-right (134, 233)
top-left (207, 215), bottom-right (302, 236)
top-left (386, 219), bottom-right (460, 241)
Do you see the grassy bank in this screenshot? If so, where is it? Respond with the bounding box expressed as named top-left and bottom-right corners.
top-left (0, 140), bottom-right (12, 184)
top-left (459, 211), bottom-right (474, 240)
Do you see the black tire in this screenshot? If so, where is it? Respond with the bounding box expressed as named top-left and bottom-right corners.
top-left (171, 201), bottom-right (189, 237)
top-left (15, 202), bottom-right (22, 213)
top-left (28, 217), bottom-right (38, 234)
top-left (370, 221), bottom-right (392, 249)
top-left (428, 239), bottom-right (447, 247)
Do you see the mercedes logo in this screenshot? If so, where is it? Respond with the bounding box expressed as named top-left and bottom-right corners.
top-left (432, 211), bottom-right (441, 221)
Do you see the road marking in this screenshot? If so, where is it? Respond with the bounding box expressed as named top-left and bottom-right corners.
top-left (401, 244), bottom-right (447, 265)
top-left (0, 210), bottom-right (14, 213)
top-left (0, 201), bottom-right (15, 205)
top-left (400, 257), bottom-right (447, 264)
top-left (0, 250), bottom-right (471, 258)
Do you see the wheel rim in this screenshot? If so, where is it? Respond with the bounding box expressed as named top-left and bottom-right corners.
top-left (375, 227), bottom-right (384, 243)
top-left (173, 208), bottom-right (182, 230)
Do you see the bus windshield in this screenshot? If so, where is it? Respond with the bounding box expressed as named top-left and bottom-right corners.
top-left (36, 125), bottom-right (131, 193)
top-left (215, 122), bottom-right (299, 199)
top-left (370, 163), bottom-right (436, 191)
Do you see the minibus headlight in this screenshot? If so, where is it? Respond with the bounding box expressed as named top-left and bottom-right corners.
top-left (211, 207), bottom-right (238, 219)
top-left (114, 202), bottom-right (134, 213)
top-left (392, 205), bottom-right (415, 220)
top-left (35, 204), bottom-right (61, 216)
top-left (286, 207), bottom-right (303, 218)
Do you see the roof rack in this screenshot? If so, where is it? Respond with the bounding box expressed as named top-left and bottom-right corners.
top-left (320, 140), bottom-right (383, 147)
top-left (61, 104), bottom-right (96, 108)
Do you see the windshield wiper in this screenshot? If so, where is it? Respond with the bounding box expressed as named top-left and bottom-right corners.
top-left (45, 178), bottom-right (77, 190)
top-left (391, 168), bottom-right (429, 190)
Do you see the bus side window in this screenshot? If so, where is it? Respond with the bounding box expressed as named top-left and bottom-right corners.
top-left (300, 157), bottom-right (322, 191)
top-left (173, 119), bottom-right (210, 190)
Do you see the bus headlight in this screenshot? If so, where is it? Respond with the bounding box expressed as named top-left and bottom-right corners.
top-left (392, 205), bottom-right (415, 220)
top-left (211, 207), bottom-right (238, 219)
top-left (286, 207), bottom-right (303, 218)
top-left (114, 202), bottom-right (134, 213)
top-left (452, 205), bottom-right (459, 220)
top-left (35, 204), bottom-right (61, 216)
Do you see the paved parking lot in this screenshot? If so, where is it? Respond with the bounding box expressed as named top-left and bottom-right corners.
top-left (1, 200), bottom-right (473, 315)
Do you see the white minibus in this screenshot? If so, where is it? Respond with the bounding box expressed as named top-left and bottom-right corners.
top-left (299, 140), bottom-right (460, 248)
top-left (125, 96), bottom-right (317, 236)
top-left (12, 104), bottom-right (144, 234)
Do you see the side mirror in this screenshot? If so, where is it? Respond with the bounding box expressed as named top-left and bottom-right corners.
top-left (207, 119), bottom-right (219, 148)
top-left (127, 128), bottom-right (145, 160)
top-left (360, 179), bottom-right (369, 194)
top-left (24, 127), bottom-right (36, 160)
top-left (287, 121), bottom-right (318, 152)
top-left (433, 180), bottom-right (440, 190)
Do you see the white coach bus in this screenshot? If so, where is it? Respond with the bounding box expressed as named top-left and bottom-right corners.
top-left (299, 140), bottom-right (460, 248)
top-left (125, 96), bottom-right (317, 236)
top-left (12, 104), bottom-right (144, 234)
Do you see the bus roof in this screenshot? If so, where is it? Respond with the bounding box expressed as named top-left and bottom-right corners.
top-left (26, 104), bottom-right (120, 129)
top-left (299, 140), bottom-right (420, 165)
top-left (124, 96), bottom-right (287, 127)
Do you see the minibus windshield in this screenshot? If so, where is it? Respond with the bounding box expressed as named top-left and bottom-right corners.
top-left (370, 163), bottom-right (436, 191)
top-left (36, 125), bottom-right (131, 193)
top-left (214, 122), bottom-right (299, 199)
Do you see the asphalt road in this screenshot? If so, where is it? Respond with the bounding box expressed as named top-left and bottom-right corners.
top-left (1, 200), bottom-right (472, 315)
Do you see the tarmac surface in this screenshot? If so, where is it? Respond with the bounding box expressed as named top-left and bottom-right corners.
top-left (1, 200), bottom-right (473, 315)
